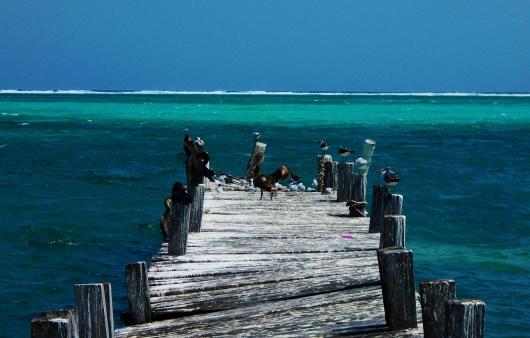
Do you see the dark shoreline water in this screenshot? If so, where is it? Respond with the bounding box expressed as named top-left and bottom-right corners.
top-left (1, 94), bottom-right (529, 337)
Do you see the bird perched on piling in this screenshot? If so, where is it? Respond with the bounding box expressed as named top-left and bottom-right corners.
top-left (253, 132), bottom-right (262, 141)
top-left (215, 184), bottom-right (223, 198)
top-left (338, 146), bottom-right (354, 160)
top-left (377, 167), bottom-right (400, 192)
top-left (194, 137), bottom-right (205, 147)
top-left (320, 140), bottom-right (329, 153)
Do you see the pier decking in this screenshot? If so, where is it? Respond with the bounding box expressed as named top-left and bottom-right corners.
top-left (115, 191), bottom-right (423, 337)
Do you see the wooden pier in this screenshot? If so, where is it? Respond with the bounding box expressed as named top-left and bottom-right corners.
top-left (32, 138), bottom-right (485, 338)
top-left (115, 190), bottom-right (423, 337)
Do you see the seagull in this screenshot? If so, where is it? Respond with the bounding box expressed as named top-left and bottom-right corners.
top-left (253, 132), bottom-right (261, 141)
top-left (338, 146), bottom-right (354, 161)
top-left (0, 144), bottom-right (7, 149)
top-left (311, 178), bottom-right (318, 189)
top-left (322, 187), bottom-right (333, 195)
top-left (320, 140), bottom-right (329, 153)
top-left (377, 167), bottom-right (400, 192)
top-left (355, 157), bottom-right (368, 171)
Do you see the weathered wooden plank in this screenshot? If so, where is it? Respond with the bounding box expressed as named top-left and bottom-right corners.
top-left (115, 286), bottom-right (388, 337)
top-left (125, 262), bottom-right (151, 324)
top-left (419, 279), bottom-right (456, 338)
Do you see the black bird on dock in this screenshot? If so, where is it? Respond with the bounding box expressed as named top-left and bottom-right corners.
top-left (338, 146), bottom-right (354, 161)
top-left (320, 140), bottom-right (329, 153)
top-left (377, 167), bottom-right (400, 192)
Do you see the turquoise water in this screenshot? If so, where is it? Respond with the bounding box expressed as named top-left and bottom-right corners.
top-left (1, 93), bottom-right (529, 337)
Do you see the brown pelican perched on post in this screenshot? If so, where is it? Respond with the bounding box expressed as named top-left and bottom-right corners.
top-left (377, 167), bottom-right (400, 192)
top-left (338, 146), bottom-right (354, 161)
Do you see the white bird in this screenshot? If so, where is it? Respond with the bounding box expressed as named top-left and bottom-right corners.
top-left (297, 182), bottom-right (306, 191)
top-left (248, 180), bottom-right (256, 192)
top-left (323, 187), bottom-right (333, 195)
top-left (194, 137), bottom-right (205, 147)
top-left (320, 140), bottom-right (329, 152)
top-left (253, 132), bottom-right (261, 141)
top-left (311, 178), bottom-right (318, 188)
top-left (288, 183), bottom-right (299, 192)
top-left (355, 157), bottom-right (368, 171)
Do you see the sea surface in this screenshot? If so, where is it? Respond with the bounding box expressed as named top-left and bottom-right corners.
top-left (0, 93), bottom-right (529, 337)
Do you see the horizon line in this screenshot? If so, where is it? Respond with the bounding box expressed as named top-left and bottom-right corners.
top-left (1, 89), bottom-right (530, 97)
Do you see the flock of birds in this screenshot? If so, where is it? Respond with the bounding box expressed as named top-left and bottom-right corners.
top-left (212, 134), bottom-right (400, 200)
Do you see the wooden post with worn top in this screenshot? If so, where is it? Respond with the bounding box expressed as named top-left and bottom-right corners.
top-left (168, 202), bottom-right (191, 255)
top-left (377, 247), bottom-right (417, 330)
top-left (445, 299), bottom-right (485, 338)
top-left (419, 279), bottom-right (456, 338)
top-left (31, 308), bottom-right (78, 338)
top-left (75, 283), bottom-right (113, 338)
top-left (189, 184), bottom-right (205, 232)
top-left (336, 162), bottom-right (354, 202)
top-left (125, 262), bottom-right (151, 324)
top-left (245, 141), bottom-right (266, 179)
top-left (380, 215), bottom-right (406, 249)
top-left (369, 185), bottom-right (403, 233)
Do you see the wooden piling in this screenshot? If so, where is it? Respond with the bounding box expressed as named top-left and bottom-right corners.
top-left (369, 185), bottom-right (403, 233)
top-left (125, 262), bottom-right (151, 324)
top-left (445, 299), bottom-right (485, 338)
top-left (336, 162), bottom-right (354, 202)
top-left (189, 184), bottom-right (205, 232)
top-left (380, 215), bottom-right (406, 249)
top-left (31, 308), bottom-right (78, 338)
top-left (168, 202), bottom-right (191, 255)
top-left (323, 160), bottom-right (337, 190)
top-left (419, 279), bottom-right (456, 338)
top-left (377, 247), bottom-right (417, 330)
top-left (75, 283), bottom-right (113, 338)
top-left (245, 141), bottom-right (266, 179)
top-left (359, 139), bottom-right (376, 174)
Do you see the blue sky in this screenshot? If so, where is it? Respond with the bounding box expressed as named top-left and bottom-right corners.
top-left (1, 1), bottom-right (529, 92)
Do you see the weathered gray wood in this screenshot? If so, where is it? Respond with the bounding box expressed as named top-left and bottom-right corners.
top-left (377, 248), bottom-right (417, 330)
top-left (125, 262), bottom-right (151, 324)
top-left (31, 308), bottom-right (78, 338)
top-left (369, 186), bottom-right (403, 233)
top-left (202, 162), bottom-right (211, 190)
top-left (75, 283), bottom-right (113, 338)
top-left (245, 141), bottom-right (266, 179)
top-left (419, 279), bottom-right (456, 338)
top-left (445, 299), bottom-right (485, 338)
top-left (380, 215), bottom-right (406, 249)
top-left (168, 202), bottom-right (191, 255)
top-left (324, 159), bottom-right (337, 190)
top-left (188, 184), bottom-right (205, 232)
top-left (337, 162), bottom-right (355, 202)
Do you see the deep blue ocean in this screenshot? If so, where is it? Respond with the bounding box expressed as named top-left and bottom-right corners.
top-left (1, 93), bottom-right (529, 337)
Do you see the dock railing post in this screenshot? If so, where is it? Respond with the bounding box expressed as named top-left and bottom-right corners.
top-left (369, 185), bottom-right (403, 233)
top-left (380, 215), bottom-right (406, 249)
top-left (336, 162), bottom-right (354, 202)
top-left (75, 283), bottom-right (113, 338)
top-left (317, 155), bottom-right (336, 191)
top-left (168, 201), bottom-right (191, 255)
top-left (31, 308), bottom-right (78, 338)
top-left (419, 279), bottom-right (456, 338)
top-left (377, 247), bottom-right (417, 330)
top-left (189, 184), bottom-right (205, 232)
top-left (125, 262), bottom-right (152, 324)
top-left (445, 299), bottom-right (485, 338)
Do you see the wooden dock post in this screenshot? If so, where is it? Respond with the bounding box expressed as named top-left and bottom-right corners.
top-left (317, 155), bottom-right (336, 191)
top-left (377, 248), bottom-right (417, 330)
top-left (168, 201), bottom-right (191, 255)
top-left (369, 185), bottom-right (403, 233)
top-left (125, 262), bottom-right (151, 324)
top-left (189, 184), bottom-right (205, 232)
top-left (245, 141), bottom-right (266, 179)
top-left (75, 283), bottom-right (113, 338)
top-left (419, 279), bottom-right (456, 338)
top-left (31, 308), bottom-right (78, 338)
top-left (380, 215), bottom-right (406, 249)
top-left (445, 299), bottom-right (485, 338)
top-left (336, 162), bottom-right (354, 202)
